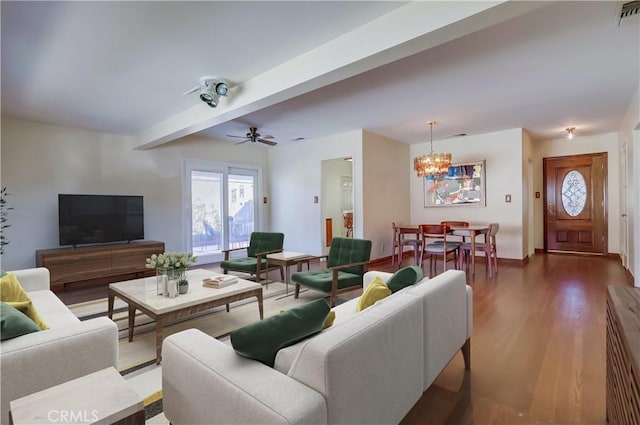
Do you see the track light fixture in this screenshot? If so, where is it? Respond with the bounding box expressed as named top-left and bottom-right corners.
top-left (199, 85), bottom-right (216, 103)
top-left (205, 94), bottom-right (219, 108)
top-left (183, 77), bottom-right (230, 108)
top-left (566, 127), bottom-right (576, 139)
top-left (214, 82), bottom-right (228, 96)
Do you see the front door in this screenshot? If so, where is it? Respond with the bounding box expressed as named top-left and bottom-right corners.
top-left (543, 153), bottom-right (607, 255)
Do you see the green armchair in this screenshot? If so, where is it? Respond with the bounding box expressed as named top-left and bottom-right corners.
top-left (220, 232), bottom-right (285, 283)
top-left (292, 237), bottom-right (372, 307)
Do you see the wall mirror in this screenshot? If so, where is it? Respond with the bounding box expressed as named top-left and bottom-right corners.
top-left (424, 160), bottom-right (486, 207)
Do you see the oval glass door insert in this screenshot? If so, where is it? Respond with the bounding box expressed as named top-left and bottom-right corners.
top-left (561, 170), bottom-right (587, 216)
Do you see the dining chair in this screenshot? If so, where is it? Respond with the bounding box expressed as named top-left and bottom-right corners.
top-left (440, 221), bottom-right (470, 243)
top-left (391, 222), bottom-right (420, 269)
top-left (419, 224), bottom-right (460, 277)
top-left (459, 223), bottom-right (499, 277)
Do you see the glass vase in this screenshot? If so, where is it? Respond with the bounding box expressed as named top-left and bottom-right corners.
top-left (157, 267), bottom-right (187, 297)
top-left (156, 269), bottom-right (168, 296)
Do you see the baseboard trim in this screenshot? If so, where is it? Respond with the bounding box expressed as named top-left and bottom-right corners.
top-left (372, 252), bottom-right (530, 266)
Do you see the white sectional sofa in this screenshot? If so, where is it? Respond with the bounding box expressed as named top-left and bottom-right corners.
top-left (1, 268), bottom-right (119, 424)
top-left (162, 269), bottom-right (472, 425)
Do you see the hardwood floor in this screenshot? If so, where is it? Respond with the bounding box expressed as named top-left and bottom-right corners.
top-left (399, 253), bottom-right (632, 425)
top-left (57, 252), bottom-right (633, 424)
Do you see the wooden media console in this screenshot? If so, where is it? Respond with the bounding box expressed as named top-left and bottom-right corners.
top-left (36, 240), bottom-right (164, 291)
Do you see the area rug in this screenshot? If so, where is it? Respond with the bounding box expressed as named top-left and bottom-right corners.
top-left (68, 280), bottom-right (327, 370)
top-left (68, 279), bottom-right (359, 423)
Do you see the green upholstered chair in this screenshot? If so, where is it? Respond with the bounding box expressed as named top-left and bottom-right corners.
top-left (220, 232), bottom-right (285, 283)
top-left (292, 237), bottom-right (372, 307)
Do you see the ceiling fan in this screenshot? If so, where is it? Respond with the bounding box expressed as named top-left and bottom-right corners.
top-left (226, 127), bottom-right (277, 146)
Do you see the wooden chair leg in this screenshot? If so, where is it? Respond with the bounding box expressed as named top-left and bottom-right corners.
top-left (485, 246), bottom-right (493, 277)
top-left (226, 304), bottom-right (230, 312)
top-left (280, 266), bottom-right (284, 281)
top-left (493, 248), bottom-right (498, 275)
top-left (330, 291), bottom-right (337, 308)
top-left (294, 283), bottom-right (300, 299)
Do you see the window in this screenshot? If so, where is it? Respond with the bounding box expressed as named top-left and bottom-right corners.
top-left (561, 170), bottom-right (587, 217)
top-left (184, 160), bottom-right (260, 263)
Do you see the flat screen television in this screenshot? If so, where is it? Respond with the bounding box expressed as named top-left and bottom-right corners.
top-left (58, 194), bottom-right (144, 246)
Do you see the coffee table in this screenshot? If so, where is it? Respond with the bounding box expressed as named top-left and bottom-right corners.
top-left (108, 269), bottom-right (263, 364)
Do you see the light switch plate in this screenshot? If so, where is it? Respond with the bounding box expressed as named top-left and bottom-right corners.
top-left (505, 194), bottom-right (512, 203)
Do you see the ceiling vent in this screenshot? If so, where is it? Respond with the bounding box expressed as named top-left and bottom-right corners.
top-left (619, 1), bottom-right (640, 25)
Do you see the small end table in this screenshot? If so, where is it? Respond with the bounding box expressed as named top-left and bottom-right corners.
top-left (9, 367), bottom-right (144, 425)
top-left (266, 251), bottom-right (312, 297)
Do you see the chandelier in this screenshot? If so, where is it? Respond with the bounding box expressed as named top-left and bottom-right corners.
top-left (414, 121), bottom-right (452, 177)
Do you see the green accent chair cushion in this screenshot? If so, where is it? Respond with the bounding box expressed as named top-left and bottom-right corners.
top-left (386, 266), bottom-right (424, 293)
top-left (220, 232), bottom-right (284, 279)
top-left (230, 298), bottom-right (330, 367)
top-left (292, 237), bottom-right (372, 306)
top-left (291, 270), bottom-right (362, 293)
top-left (0, 302), bottom-right (41, 341)
top-left (219, 257), bottom-right (270, 274)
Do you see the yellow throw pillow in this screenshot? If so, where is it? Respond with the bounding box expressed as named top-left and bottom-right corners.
top-left (357, 276), bottom-right (391, 312)
top-left (0, 273), bottom-right (49, 330)
top-left (323, 310), bottom-right (336, 329)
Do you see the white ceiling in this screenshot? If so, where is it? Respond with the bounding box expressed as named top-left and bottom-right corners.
top-left (2, 1), bottom-right (638, 148)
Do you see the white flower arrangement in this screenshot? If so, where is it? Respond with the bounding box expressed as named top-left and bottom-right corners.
top-left (145, 252), bottom-right (198, 270)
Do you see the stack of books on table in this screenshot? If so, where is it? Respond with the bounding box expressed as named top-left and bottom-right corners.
top-left (202, 275), bottom-right (238, 288)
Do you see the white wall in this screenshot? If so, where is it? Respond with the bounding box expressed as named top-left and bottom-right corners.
top-left (0, 117), bottom-right (269, 270)
top-left (410, 128), bottom-right (525, 260)
top-left (522, 130), bottom-right (534, 258)
top-left (268, 130), bottom-right (363, 256)
top-left (532, 133), bottom-right (620, 254)
top-left (619, 84), bottom-right (639, 284)
top-left (362, 130), bottom-right (410, 260)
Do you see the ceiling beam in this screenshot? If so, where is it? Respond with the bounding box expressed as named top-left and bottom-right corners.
top-left (134, 0), bottom-right (545, 150)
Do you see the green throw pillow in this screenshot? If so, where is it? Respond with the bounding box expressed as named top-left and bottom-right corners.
top-left (386, 266), bottom-right (424, 293)
top-left (231, 298), bottom-right (330, 367)
top-left (1, 302), bottom-right (41, 340)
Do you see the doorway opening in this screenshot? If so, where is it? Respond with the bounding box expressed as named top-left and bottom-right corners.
top-left (321, 157), bottom-right (354, 252)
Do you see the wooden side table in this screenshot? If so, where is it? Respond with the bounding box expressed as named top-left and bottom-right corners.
top-left (266, 251), bottom-right (312, 297)
top-left (9, 367), bottom-right (144, 425)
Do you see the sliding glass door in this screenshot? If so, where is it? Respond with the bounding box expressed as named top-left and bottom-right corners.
top-left (185, 161), bottom-right (259, 263)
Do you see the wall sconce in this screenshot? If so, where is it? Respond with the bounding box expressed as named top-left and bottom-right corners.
top-left (566, 127), bottom-right (576, 139)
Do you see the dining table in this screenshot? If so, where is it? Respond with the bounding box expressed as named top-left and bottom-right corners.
top-left (393, 223), bottom-right (490, 279)
top-left (449, 225), bottom-right (490, 279)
